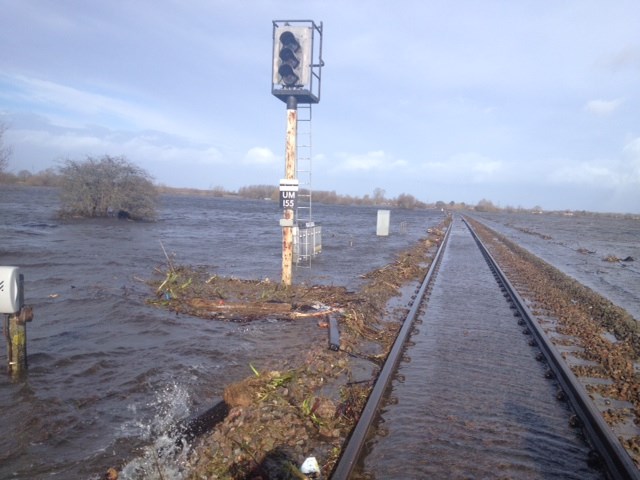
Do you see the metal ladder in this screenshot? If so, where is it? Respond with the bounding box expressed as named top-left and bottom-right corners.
top-left (295, 103), bottom-right (313, 266)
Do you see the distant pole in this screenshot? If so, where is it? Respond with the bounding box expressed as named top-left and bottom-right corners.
top-left (282, 96), bottom-right (298, 286)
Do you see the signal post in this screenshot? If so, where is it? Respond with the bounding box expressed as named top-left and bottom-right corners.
top-left (271, 20), bottom-right (323, 285)
top-left (280, 96), bottom-right (298, 286)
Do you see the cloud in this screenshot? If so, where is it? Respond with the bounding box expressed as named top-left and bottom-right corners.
top-left (6, 122), bottom-right (226, 179)
top-left (548, 137), bottom-right (640, 188)
top-left (243, 147), bottom-right (279, 165)
top-left (1, 74), bottom-right (200, 140)
top-left (549, 162), bottom-right (615, 186)
top-left (420, 152), bottom-right (503, 183)
top-left (599, 45), bottom-right (640, 72)
top-left (20, 129), bottom-right (111, 152)
top-left (623, 136), bottom-right (640, 158)
top-left (122, 136), bottom-right (224, 166)
top-left (333, 150), bottom-right (408, 172)
top-left (584, 99), bottom-right (623, 116)
top-left (622, 136), bottom-right (640, 182)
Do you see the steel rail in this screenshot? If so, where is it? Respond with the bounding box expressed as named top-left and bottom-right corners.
top-left (330, 221), bottom-right (452, 479)
top-left (463, 217), bottom-right (639, 480)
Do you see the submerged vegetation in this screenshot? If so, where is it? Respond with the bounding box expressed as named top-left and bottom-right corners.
top-left (58, 155), bottom-right (157, 221)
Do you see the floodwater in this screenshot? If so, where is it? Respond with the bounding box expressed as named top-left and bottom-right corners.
top-left (471, 211), bottom-right (640, 322)
top-left (358, 218), bottom-right (604, 479)
top-left (0, 186), bottom-right (442, 480)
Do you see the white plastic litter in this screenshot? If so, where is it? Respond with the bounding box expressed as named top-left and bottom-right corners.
top-left (300, 456), bottom-right (320, 476)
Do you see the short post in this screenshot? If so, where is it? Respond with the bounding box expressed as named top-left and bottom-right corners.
top-left (376, 210), bottom-right (390, 236)
top-left (1, 266), bottom-right (32, 378)
top-left (6, 306), bottom-right (33, 377)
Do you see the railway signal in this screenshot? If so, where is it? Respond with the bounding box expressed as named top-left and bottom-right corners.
top-left (271, 20), bottom-right (323, 104)
top-left (273, 26), bottom-right (311, 89)
top-left (277, 31), bottom-right (303, 86)
top-left (271, 20), bottom-right (324, 286)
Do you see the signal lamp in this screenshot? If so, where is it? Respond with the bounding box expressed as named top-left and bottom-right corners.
top-left (271, 21), bottom-right (322, 104)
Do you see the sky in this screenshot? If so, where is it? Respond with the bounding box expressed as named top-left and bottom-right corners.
top-left (1, 1), bottom-right (639, 213)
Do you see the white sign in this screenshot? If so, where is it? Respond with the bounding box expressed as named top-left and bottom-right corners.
top-left (279, 179), bottom-right (299, 192)
top-left (280, 190), bottom-right (297, 209)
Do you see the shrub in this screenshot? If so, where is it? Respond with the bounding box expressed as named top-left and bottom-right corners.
top-left (0, 122), bottom-right (12, 174)
top-left (58, 155), bottom-right (157, 220)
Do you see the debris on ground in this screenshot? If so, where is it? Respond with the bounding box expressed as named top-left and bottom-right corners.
top-left (111, 214), bottom-right (640, 477)
top-left (138, 220), bottom-right (450, 479)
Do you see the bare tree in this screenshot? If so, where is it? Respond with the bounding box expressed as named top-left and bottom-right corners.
top-left (58, 155), bottom-right (157, 220)
top-left (237, 185), bottom-right (278, 200)
top-left (395, 193), bottom-right (418, 209)
top-left (0, 122), bottom-right (12, 173)
top-left (373, 187), bottom-right (386, 205)
top-left (475, 198), bottom-right (499, 212)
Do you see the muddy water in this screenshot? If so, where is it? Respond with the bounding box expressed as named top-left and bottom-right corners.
top-left (358, 218), bottom-right (604, 478)
top-left (0, 186), bottom-right (442, 479)
top-left (472, 211), bottom-right (640, 321)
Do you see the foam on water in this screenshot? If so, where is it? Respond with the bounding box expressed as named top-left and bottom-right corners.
top-left (119, 381), bottom-right (193, 480)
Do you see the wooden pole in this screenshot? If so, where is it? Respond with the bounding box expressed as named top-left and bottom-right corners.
top-left (282, 96), bottom-right (298, 286)
top-left (6, 306), bottom-right (33, 378)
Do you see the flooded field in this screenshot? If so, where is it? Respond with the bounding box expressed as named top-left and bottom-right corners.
top-left (472, 211), bottom-right (640, 322)
top-left (0, 186), bottom-right (441, 479)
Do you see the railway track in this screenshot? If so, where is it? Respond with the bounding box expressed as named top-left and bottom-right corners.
top-left (331, 216), bottom-right (639, 479)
